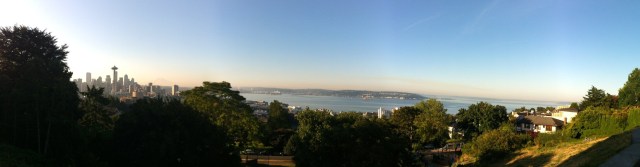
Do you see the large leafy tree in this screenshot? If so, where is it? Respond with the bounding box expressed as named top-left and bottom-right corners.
top-left (619, 68), bottom-right (640, 107)
top-left (111, 98), bottom-right (240, 166)
top-left (181, 81), bottom-right (260, 150)
top-left (0, 26), bottom-right (82, 164)
top-left (287, 110), bottom-right (413, 167)
top-left (78, 86), bottom-right (116, 165)
top-left (268, 100), bottom-right (292, 130)
top-left (456, 102), bottom-right (508, 140)
top-left (389, 106), bottom-right (422, 143)
top-left (414, 99), bottom-right (451, 147)
top-left (265, 100), bottom-right (294, 152)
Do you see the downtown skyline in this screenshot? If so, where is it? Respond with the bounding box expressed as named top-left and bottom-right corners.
top-left (2, 0), bottom-right (640, 102)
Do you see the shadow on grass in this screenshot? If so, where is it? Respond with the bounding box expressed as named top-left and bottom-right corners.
top-left (557, 130), bottom-right (633, 167)
top-left (504, 153), bottom-right (554, 167)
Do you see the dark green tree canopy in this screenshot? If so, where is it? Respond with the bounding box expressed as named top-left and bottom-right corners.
top-left (287, 110), bottom-right (413, 167)
top-left (180, 81), bottom-right (260, 150)
top-left (456, 102), bottom-right (508, 140)
top-left (111, 98), bottom-right (240, 167)
top-left (389, 106), bottom-right (422, 143)
top-left (619, 68), bottom-right (640, 107)
top-left (414, 99), bottom-right (451, 146)
top-left (579, 86), bottom-right (617, 109)
top-left (0, 25), bottom-right (81, 164)
top-left (268, 100), bottom-right (292, 130)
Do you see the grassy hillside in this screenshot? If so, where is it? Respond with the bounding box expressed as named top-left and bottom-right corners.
top-left (487, 130), bottom-right (632, 167)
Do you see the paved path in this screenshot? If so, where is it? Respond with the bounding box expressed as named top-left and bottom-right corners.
top-left (600, 128), bottom-right (640, 167)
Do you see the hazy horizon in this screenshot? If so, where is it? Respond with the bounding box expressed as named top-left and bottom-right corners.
top-left (4, 0), bottom-right (640, 102)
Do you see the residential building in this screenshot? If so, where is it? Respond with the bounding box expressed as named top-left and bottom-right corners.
top-left (516, 115), bottom-right (564, 133)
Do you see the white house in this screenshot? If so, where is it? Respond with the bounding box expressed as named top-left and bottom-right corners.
top-left (552, 107), bottom-right (578, 124)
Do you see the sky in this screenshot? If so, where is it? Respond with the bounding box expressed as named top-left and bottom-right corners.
top-left (2, 0), bottom-right (640, 102)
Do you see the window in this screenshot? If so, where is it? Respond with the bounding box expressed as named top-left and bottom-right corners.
top-left (546, 125), bottom-right (552, 131)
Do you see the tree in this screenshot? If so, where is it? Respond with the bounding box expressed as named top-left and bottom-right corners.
top-left (619, 68), bottom-right (640, 107)
top-left (111, 98), bottom-right (240, 167)
top-left (413, 99), bottom-right (451, 147)
top-left (389, 106), bottom-right (421, 143)
top-left (456, 102), bottom-right (508, 140)
top-left (287, 110), bottom-right (414, 167)
top-left (265, 100), bottom-right (294, 153)
top-left (570, 102), bottom-right (579, 109)
top-left (579, 86), bottom-right (618, 110)
top-left (77, 86), bottom-right (116, 165)
top-left (268, 100), bottom-right (292, 131)
top-left (181, 81), bottom-right (260, 150)
top-left (0, 25), bottom-right (82, 164)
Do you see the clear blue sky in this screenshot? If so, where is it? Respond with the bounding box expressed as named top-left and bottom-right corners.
top-left (2, 0), bottom-right (640, 102)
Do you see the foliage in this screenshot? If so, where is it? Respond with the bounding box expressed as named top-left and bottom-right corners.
top-left (565, 107), bottom-right (627, 138)
top-left (181, 81), bottom-right (260, 150)
top-left (287, 110), bottom-right (414, 167)
top-left (268, 100), bottom-right (292, 131)
top-left (570, 102), bottom-right (579, 109)
top-left (456, 102), bottom-right (508, 140)
top-left (413, 99), bottom-right (451, 147)
top-left (111, 98), bottom-right (240, 167)
top-left (462, 124), bottom-right (531, 162)
top-left (77, 86), bottom-right (117, 166)
top-left (628, 107), bottom-right (640, 129)
top-left (390, 106), bottom-right (422, 144)
top-left (0, 144), bottom-right (46, 167)
top-left (618, 68), bottom-right (640, 107)
top-left (579, 86), bottom-right (617, 110)
top-left (0, 25), bottom-right (83, 165)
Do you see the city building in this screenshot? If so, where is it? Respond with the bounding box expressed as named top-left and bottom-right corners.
top-left (172, 85), bottom-right (179, 96)
top-left (86, 72), bottom-right (91, 86)
top-left (377, 107), bottom-right (391, 119)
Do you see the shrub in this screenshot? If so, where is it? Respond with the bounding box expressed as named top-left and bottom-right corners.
top-left (566, 107), bottom-right (627, 138)
top-left (628, 108), bottom-right (640, 129)
top-left (534, 132), bottom-right (572, 148)
top-left (463, 124), bottom-right (531, 162)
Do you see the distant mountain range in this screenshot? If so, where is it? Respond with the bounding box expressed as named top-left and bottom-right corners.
top-left (237, 87), bottom-right (426, 100)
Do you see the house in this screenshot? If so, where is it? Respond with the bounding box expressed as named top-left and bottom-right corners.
top-left (516, 115), bottom-right (564, 133)
top-left (448, 122), bottom-right (463, 139)
top-left (552, 107), bottom-right (578, 124)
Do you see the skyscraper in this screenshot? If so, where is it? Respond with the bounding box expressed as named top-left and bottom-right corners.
top-left (172, 85), bottom-right (179, 96)
top-left (111, 66), bottom-right (118, 94)
top-left (86, 72), bottom-right (92, 85)
top-left (124, 74), bottom-right (129, 89)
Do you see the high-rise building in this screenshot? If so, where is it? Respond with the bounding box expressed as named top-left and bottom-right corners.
top-left (111, 66), bottom-right (118, 94)
top-left (86, 72), bottom-right (91, 85)
top-left (148, 82), bottom-right (153, 93)
top-left (96, 76), bottom-right (103, 86)
top-left (124, 74), bottom-right (129, 88)
top-left (172, 85), bottom-right (179, 96)
top-left (118, 77), bottom-right (123, 92)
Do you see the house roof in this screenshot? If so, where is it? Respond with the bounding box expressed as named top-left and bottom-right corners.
top-left (517, 115), bottom-right (564, 126)
top-left (555, 108), bottom-right (578, 112)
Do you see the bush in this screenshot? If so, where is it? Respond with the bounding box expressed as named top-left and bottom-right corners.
top-left (566, 107), bottom-right (627, 138)
top-left (534, 133), bottom-right (572, 148)
top-left (628, 108), bottom-right (640, 129)
top-left (0, 144), bottom-right (46, 167)
top-left (463, 124), bottom-right (531, 162)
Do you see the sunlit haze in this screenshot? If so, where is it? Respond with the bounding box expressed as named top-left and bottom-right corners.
top-left (3, 0), bottom-right (640, 102)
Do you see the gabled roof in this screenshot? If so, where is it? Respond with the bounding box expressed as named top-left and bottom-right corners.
top-left (517, 115), bottom-right (564, 126)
